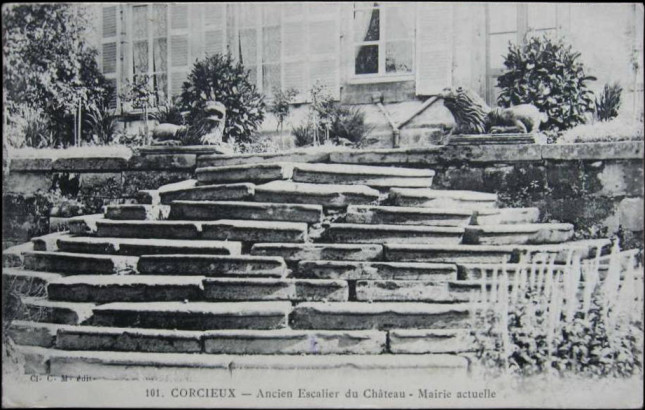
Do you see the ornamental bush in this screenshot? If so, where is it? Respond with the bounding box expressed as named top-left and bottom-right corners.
top-left (179, 53), bottom-right (265, 144)
top-left (497, 35), bottom-right (596, 133)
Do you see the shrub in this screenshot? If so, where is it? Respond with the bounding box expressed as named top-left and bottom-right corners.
top-left (497, 34), bottom-right (596, 133)
top-left (474, 244), bottom-right (644, 379)
top-left (329, 105), bottom-right (373, 146)
top-left (84, 101), bottom-right (118, 145)
top-left (595, 83), bottom-right (623, 122)
top-left (269, 88), bottom-right (299, 132)
top-left (4, 104), bottom-right (53, 148)
top-left (559, 117), bottom-right (644, 144)
top-left (292, 122), bottom-right (314, 147)
top-left (180, 53), bottom-right (265, 144)
top-left (150, 98), bottom-right (186, 126)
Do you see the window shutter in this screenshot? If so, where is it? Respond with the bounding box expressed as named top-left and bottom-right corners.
top-left (415, 3), bottom-right (454, 96)
top-left (170, 5), bottom-right (191, 98)
top-left (307, 4), bottom-right (341, 100)
top-left (204, 4), bottom-right (226, 56)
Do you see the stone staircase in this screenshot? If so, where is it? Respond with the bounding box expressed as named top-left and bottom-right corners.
top-left (3, 160), bottom-right (611, 380)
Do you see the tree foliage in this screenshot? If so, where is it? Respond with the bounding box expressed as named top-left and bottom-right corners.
top-left (179, 53), bottom-right (265, 144)
top-left (2, 4), bottom-right (113, 146)
top-left (497, 35), bottom-right (596, 133)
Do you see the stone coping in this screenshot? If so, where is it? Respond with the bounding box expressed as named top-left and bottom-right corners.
top-left (7, 141), bottom-right (643, 172)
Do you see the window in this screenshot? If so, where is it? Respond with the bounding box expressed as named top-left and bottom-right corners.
top-left (101, 5), bottom-right (118, 108)
top-left (131, 4), bottom-right (169, 107)
top-left (486, 4), bottom-right (559, 104)
top-left (352, 2), bottom-right (415, 78)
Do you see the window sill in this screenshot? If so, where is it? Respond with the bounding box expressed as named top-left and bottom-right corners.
top-left (348, 74), bottom-right (415, 85)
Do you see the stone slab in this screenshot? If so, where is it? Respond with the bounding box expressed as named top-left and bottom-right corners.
top-left (473, 208), bottom-right (540, 225)
top-left (2, 268), bottom-right (62, 296)
top-left (2, 241), bottom-right (35, 267)
top-left (202, 278), bottom-right (348, 301)
top-left (196, 162), bottom-right (293, 184)
top-left (201, 220), bottom-right (308, 243)
top-left (197, 149), bottom-right (337, 168)
top-left (383, 244), bottom-right (518, 263)
top-left (67, 214), bottom-right (104, 235)
top-left (290, 302), bottom-right (471, 330)
top-left (355, 280), bottom-right (466, 302)
top-left (56, 326), bottom-right (203, 353)
top-left (254, 181), bottom-right (381, 207)
top-left (389, 188), bottom-right (497, 210)
top-left (541, 141), bottom-right (644, 160)
top-left (9, 157), bottom-right (54, 171)
top-left (456, 263), bottom-right (566, 281)
top-left (463, 223), bottom-right (574, 245)
top-left (446, 134), bottom-right (537, 145)
top-left (292, 163), bottom-right (434, 187)
top-left (95, 220), bottom-right (201, 239)
top-left (57, 237), bottom-right (241, 256)
top-left (104, 205), bottom-right (171, 220)
top-left (52, 156), bottom-right (130, 171)
top-left (137, 254), bottom-right (286, 277)
top-left (127, 154), bottom-right (196, 170)
top-left (23, 251), bottom-right (137, 275)
top-left (7, 320), bottom-right (61, 347)
top-left (47, 275), bottom-right (205, 303)
top-left (250, 243), bottom-right (384, 262)
top-left (295, 261), bottom-right (457, 281)
top-left (169, 201), bottom-right (323, 223)
top-left (91, 301), bottom-right (291, 330)
top-left (159, 181), bottom-right (255, 204)
top-left (322, 223), bottom-right (464, 245)
top-left (346, 205), bottom-right (473, 226)
top-left (389, 329), bottom-right (476, 353)
top-left (203, 329), bottom-right (385, 354)
top-left (19, 297), bottom-right (95, 325)
top-left (32, 231), bottom-right (70, 252)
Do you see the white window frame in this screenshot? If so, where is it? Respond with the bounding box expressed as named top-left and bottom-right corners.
top-left (350, 2), bottom-right (416, 84)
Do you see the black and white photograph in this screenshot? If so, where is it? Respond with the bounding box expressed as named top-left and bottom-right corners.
top-left (2, 2), bottom-right (644, 407)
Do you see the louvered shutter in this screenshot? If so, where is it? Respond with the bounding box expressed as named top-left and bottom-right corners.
top-left (102, 5), bottom-right (119, 108)
top-left (307, 3), bottom-right (341, 100)
top-left (170, 4), bottom-right (190, 98)
top-left (415, 3), bottom-right (454, 95)
top-left (282, 6), bottom-right (307, 102)
top-left (204, 4), bottom-right (226, 57)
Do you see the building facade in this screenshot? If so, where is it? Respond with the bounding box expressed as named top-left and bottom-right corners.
top-left (86, 3), bottom-right (644, 146)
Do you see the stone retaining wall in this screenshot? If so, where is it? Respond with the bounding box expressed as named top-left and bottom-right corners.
top-left (3, 142), bottom-right (643, 249)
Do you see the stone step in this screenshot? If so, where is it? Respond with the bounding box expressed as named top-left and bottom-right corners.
top-left (49, 326), bottom-right (387, 355)
top-left (196, 148), bottom-right (338, 168)
top-left (157, 179), bottom-right (255, 204)
top-left (388, 329), bottom-right (476, 353)
top-left (32, 231), bottom-right (70, 252)
top-left (322, 223), bottom-right (464, 245)
top-left (457, 263), bottom-right (567, 281)
top-left (473, 208), bottom-right (540, 225)
top-left (202, 329), bottom-right (384, 354)
top-left (19, 346), bottom-right (468, 381)
top-left (345, 205), bottom-right (473, 226)
top-left (23, 251), bottom-right (138, 275)
top-left (195, 162), bottom-right (293, 184)
top-left (518, 238), bottom-right (612, 263)
top-left (137, 254), bottom-right (287, 277)
top-left (201, 220), bottom-right (308, 242)
top-left (254, 181), bottom-right (381, 208)
top-left (291, 163), bottom-right (435, 188)
top-left (55, 325), bottom-right (204, 353)
top-left (90, 301), bottom-right (291, 330)
top-left (355, 281), bottom-right (467, 303)
top-left (463, 223), bottom-right (574, 245)
top-left (7, 320), bottom-right (60, 348)
top-left (47, 275), bottom-right (205, 303)
top-left (295, 261), bottom-right (457, 280)
top-left (96, 220), bottom-right (201, 239)
top-left (57, 237), bottom-right (242, 256)
top-left (18, 297), bottom-right (95, 325)
top-left (290, 302), bottom-right (471, 330)
top-left (104, 204), bottom-right (170, 221)
top-left (2, 241), bottom-right (34, 267)
top-left (169, 200), bottom-right (323, 224)
top-left (67, 214), bottom-right (103, 235)
top-left (250, 243), bottom-right (384, 263)
top-left (389, 188), bottom-right (498, 210)
top-left (203, 278), bottom-right (348, 301)
top-left (3, 268), bottom-right (62, 296)
top-left (383, 244), bottom-right (518, 263)
top-left (94, 220), bottom-right (308, 242)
